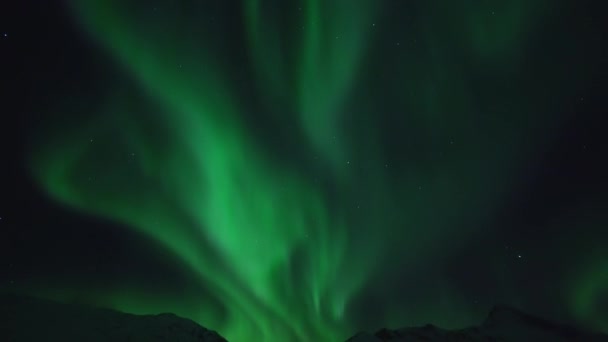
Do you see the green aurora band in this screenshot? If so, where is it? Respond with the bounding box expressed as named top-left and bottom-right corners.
top-left (25, 0), bottom-right (607, 340)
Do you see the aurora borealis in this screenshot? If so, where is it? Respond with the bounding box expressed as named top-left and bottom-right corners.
top-left (2, 1), bottom-right (608, 341)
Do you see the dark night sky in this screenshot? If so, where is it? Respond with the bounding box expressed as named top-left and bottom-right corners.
top-left (2, 1), bottom-right (608, 341)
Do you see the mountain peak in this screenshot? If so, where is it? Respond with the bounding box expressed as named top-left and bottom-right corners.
top-left (346, 305), bottom-right (608, 342)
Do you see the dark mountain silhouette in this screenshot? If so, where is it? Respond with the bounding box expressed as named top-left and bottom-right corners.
top-left (345, 305), bottom-right (608, 342)
top-left (0, 294), bottom-right (227, 342)
top-left (2, 294), bottom-right (607, 341)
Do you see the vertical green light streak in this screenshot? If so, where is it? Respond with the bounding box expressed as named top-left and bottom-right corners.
top-left (26, 0), bottom-right (606, 340)
top-left (245, 0), bottom-right (375, 171)
top-left (30, 1), bottom-right (376, 340)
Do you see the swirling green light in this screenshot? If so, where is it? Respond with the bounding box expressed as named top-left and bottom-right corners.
top-left (25, 0), bottom-right (606, 341)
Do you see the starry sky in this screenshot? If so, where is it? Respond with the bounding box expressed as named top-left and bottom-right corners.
top-left (1, 1), bottom-right (608, 341)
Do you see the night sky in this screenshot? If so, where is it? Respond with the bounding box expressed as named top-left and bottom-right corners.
top-left (2, 1), bottom-right (608, 341)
